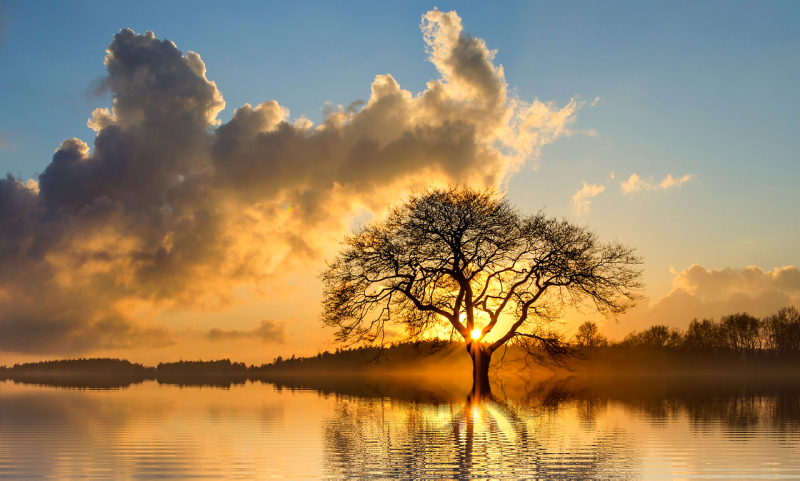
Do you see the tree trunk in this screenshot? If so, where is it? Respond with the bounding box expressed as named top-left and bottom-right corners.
top-left (468, 341), bottom-right (493, 399)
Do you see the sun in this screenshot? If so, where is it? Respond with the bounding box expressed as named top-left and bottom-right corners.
top-left (471, 329), bottom-right (482, 340)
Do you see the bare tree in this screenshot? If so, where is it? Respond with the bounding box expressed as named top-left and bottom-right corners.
top-left (720, 313), bottom-right (761, 360)
top-left (320, 186), bottom-right (643, 395)
top-left (575, 321), bottom-right (608, 348)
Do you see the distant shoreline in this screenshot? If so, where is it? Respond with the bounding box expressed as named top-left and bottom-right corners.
top-left (4, 340), bottom-right (800, 390)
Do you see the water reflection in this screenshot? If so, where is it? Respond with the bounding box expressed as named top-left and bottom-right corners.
top-left (309, 374), bottom-right (800, 478)
top-left (0, 381), bottom-right (292, 479)
top-left (157, 376), bottom-right (249, 389)
top-left (2, 375), bottom-right (800, 478)
top-left (567, 375), bottom-right (800, 437)
top-left (3, 374), bottom-right (151, 389)
top-left (322, 386), bottom-right (640, 478)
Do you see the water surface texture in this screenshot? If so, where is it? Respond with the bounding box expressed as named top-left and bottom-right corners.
top-left (2, 376), bottom-right (800, 478)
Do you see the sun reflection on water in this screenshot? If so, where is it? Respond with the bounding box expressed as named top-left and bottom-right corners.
top-left (322, 388), bottom-right (640, 479)
top-left (3, 376), bottom-right (800, 478)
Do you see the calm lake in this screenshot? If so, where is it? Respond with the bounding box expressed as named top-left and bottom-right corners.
top-left (2, 374), bottom-right (800, 479)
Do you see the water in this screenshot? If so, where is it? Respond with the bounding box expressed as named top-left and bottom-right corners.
top-left (2, 375), bottom-right (800, 479)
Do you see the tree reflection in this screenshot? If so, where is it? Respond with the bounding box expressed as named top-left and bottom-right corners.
top-left (569, 375), bottom-right (800, 436)
top-left (317, 374), bottom-right (800, 477)
top-left (322, 385), bottom-right (640, 479)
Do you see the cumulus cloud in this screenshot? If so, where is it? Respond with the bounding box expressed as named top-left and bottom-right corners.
top-left (659, 173), bottom-right (692, 189)
top-left (207, 319), bottom-right (288, 344)
top-left (620, 173), bottom-right (692, 194)
top-left (572, 181), bottom-right (605, 215)
top-left (0, 11), bottom-right (581, 355)
top-left (601, 264), bottom-right (800, 338)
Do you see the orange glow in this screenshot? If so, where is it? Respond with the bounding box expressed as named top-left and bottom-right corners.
top-left (471, 329), bottom-right (481, 340)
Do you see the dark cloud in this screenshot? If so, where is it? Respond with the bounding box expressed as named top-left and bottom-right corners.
top-left (83, 76), bottom-right (110, 100)
top-left (0, 11), bottom-right (580, 355)
top-left (207, 320), bottom-right (287, 344)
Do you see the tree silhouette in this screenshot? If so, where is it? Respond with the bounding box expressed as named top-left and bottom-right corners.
top-left (575, 321), bottom-right (609, 347)
top-left (762, 307), bottom-right (800, 354)
top-left (720, 313), bottom-right (761, 360)
top-left (320, 186), bottom-right (643, 395)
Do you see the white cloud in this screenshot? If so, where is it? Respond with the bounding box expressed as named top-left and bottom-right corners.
top-left (620, 173), bottom-right (693, 194)
top-left (601, 264), bottom-right (800, 339)
top-left (572, 181), bottom-right (605, 215)
top-left (574, 128), bottom-right (599, 137)
top-left (660, 174), bottom-right (692, 189)
top-left (87, 107), bottom-right (117, 132)
top-left (620, 173), bottom-right (647, 193)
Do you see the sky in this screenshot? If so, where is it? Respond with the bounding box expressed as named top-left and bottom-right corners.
top-left (0, 1), bottom-right (798, 365)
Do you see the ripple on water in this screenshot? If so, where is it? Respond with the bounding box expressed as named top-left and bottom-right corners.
top-left (2, 379), bottom-right (800, 478)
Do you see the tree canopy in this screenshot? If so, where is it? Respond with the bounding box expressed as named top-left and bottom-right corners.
top-left (320, 185), bottom-right (643, 388)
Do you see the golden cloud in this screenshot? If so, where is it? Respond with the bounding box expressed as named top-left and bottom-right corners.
top-left (0, 12), bottom-right (580, 355)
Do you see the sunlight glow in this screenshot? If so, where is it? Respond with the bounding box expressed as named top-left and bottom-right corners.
top-left (471, 405), bottom-right (483, 422)
top-left (471, 329), bottom-right (481, 340)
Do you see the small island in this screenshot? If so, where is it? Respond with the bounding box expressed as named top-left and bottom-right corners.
top-left (0, 358), bottom-right (155, 388)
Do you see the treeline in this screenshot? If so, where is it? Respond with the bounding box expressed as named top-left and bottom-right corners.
top-left (251, 341), bottom-right (465, 375)
top-left (4, 308), bottom-right (799, 387)
top-left (0, 342), bottom-right (465, 389)
top-left (1, 358), bottom-right (155, 376)
top-left (157, 359), bottom-right (248, 375)
top-left (155, 359), bottom-right (250, 387)
top-left (575, 306), bottom-right (800, 365)
top-left (1, 358), bottom-right (256, 389)
top-left (0, 358), bottom-right (156, 388)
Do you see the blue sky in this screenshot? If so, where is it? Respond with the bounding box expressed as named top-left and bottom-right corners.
top-left (0, 1), bottom-right (798, 362)
top-left (4, 2), bottom-right (798, 177)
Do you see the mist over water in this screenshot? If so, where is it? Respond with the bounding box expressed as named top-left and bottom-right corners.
top-left (3, 375), bottom-right (800, 479)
